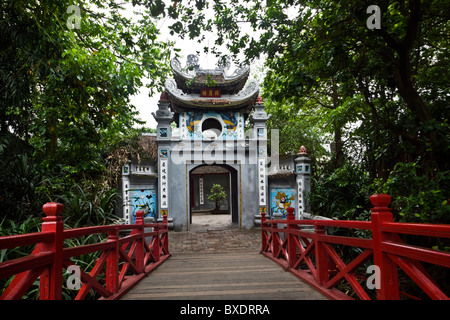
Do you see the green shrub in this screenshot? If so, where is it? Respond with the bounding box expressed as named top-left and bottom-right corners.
top-left (371, 162), bottom-right (450, 223)
top-left (308, 162), bottom-right (372, 220)
top-left (57, 184), bottom-right (120, 228)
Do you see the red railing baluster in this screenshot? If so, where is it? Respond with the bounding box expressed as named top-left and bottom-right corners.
top-left (261, 211), bottom-right (267, 253)
top-left (106, 227), bottom-right (120, 294)
top-left (161, 214), bottom-right (169, 255)
top-left (314, 224), bottom-right (329, 286)
top-left (370, 194), bottom-right (400, 300)
top-left (39, 202), bottom-right (64, 300)
top-left (286, 207), bottom-right (297, 269)
top-left (135, 211), bottom-right (144, 273)
top-left (153, 223), bottom-right (161, 262)
top-left (3, 195), bottom-right (450, 300)
top-left (272, 221), bottom-right (280, 260)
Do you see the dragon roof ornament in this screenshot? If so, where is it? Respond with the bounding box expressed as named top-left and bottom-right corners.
top-left (165, 53), bottom-right (259, 112)
top-left (171, 54), bottom-right (250, 81)
top-left (164, 77), bottom-right (259, 112)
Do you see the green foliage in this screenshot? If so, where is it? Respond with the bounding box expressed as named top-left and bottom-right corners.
top-left (0, 0), bottom-right (171, 222)
top-left (372, 162), bottom-right (450, 223)
top-left (0, 133), bottom-right (42, 222)
top-left (308, 162), bottom-right (372, 220)
top-left (309, 160), bottom-right (450, 224)
top-left (205, 74), bottom-right (218, 87)
top-left (0, 216), bottom-right (42, 299)
top-left (170, 0), bottom-right (449, 224)
top-left (0, 1), bottom-right (172, 299)
top-left (0, 216), bottom-right (42, 262)
top-left (207, 184), bottom-right (227, 208)
top-left (57, 184), bottom-right (120, 228)
top-left (264, 97), bottom-right (329, 158)
top-left (1, 0), bottom-right (172, 172)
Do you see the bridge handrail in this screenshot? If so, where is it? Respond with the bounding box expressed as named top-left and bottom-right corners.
top-left (261, 193), bottom-right (450, 300)
top-left (266, 219), bottom-right (373, 230)
top-left (62, 222), bottom-right (167, 240)
top-left (0, 202), bottom-right (170, 300)
top-left (0, 232), bottom-right (55, 250)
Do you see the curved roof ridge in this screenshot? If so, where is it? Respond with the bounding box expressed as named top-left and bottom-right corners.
top-left (170, 55), bottom-right (250, 94)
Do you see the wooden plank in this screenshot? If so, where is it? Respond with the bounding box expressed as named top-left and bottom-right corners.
top-left (121, 252), bottom-right (327, 300)
top-left (123, 287), bottom-right (318, 300)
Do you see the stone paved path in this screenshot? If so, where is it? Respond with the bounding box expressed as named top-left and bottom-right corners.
top-left (168, 212), bottom-right (261, 253)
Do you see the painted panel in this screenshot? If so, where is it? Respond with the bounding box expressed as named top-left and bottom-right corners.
top-left (159, 127), bottom-right (167, 138)
top-left (258, 158), bottom-right (266, 206)
top-left (131, 189), bottom-right (156, 223)
top-left (199, 177), bottom-right (204, 205)
top-left (184, 111), bottom-right (243, 140)
top-left (270, 188), bottom-right (296, 218)
top-left (200, 88), bottom-right (221, 97)
top-left (160, 158), bottom-right (168, 208)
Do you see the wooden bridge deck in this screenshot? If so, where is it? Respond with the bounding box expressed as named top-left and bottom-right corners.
top-left (121, 218), bottom-right (327, 300)
top-left (121, 251), bottom-right (327, 300)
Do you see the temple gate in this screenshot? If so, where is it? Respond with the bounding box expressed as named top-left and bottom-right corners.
top-left (121, 54), bottom-right (311, 231)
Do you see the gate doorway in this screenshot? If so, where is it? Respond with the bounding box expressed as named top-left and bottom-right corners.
top-left (188, 164), bottom-right (239, 230)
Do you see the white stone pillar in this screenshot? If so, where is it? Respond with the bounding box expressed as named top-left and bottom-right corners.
top-left (152, 92), bottom-right (173, 222)
top-left (294, 146), bottom-right (311, 220)
top-left (250, 96), bottom-right (271, 225)
top-left (122, 161), bottom-right (132, 224)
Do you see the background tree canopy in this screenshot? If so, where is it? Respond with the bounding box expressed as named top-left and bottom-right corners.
top-left (1, 0), bottom-right (448, 300)
top-left (0, 0), bottom-right (449, 225)
top-left (0, 0), bottom-right (173, 223)
top-left (171, 0), bottom-right (450, 223)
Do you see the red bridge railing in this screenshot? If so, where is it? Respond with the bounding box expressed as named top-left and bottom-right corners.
top-left (261, 194), bottom-right (450, 300)
top-left (0, 203), bottom-right (170, 300)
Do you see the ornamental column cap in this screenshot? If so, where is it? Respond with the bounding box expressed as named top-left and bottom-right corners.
top-left (297, 145), bottom-right (307, 155)
top-left (159, 91), bottom-right (169, 102)
top-left (43, 202), bottom-right (64, 217)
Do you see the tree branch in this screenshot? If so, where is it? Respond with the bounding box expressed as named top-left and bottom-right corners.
top-left (304, 95), bottom-right (335, 109)
top-left (402, 0), bottom-right (422, 50)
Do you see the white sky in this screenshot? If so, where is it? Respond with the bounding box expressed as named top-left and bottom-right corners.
top-left (126, 2), bottom-right (265, 129)
top-left (127, 1), bottom-right (225, 129)
top-left (130, 15), bottom-right (221, 129)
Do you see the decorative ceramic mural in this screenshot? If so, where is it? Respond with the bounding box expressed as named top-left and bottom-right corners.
top-left (270, 188), bottom-right (296, 218)
top-left (131, 189), bottom-right (156, 223)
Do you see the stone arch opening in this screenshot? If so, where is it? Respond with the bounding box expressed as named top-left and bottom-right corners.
top-left (188, 163), bottom-right (239, 230)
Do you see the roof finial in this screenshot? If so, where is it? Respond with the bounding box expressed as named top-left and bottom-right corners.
top-left (255, 95), bottom-right (263, 104)
top-left (159, 91), bottom-right (168, 102)
top-left (298, 145), bottom-right (307, 155)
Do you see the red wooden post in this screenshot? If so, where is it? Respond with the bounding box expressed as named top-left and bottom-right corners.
top-left (153, 223), bottom-right (161, 262)
top-left (261, 211), bottom-right (267, 253)
top-left (106, 227), bottom-right (119, 293)
top-left (286, 207), bottom-right (297, 269)
top-left (135, 211), bottom-right (144, 273)
top-left (39, 202), bottom-right (64, 300)
top-left (272, 221), bottom-right (280, 259)
top-left (162, 214), bottom-right (169, 254)
top-left (314, 224), bottom-right (329, 286)
top-left (370, 194), bottom-right (400, 300)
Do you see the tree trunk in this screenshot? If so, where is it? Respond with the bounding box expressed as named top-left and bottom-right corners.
top-left (332, 79), bottom-right (344, 167)
top-left (379, 0), bottom-right (443, 170)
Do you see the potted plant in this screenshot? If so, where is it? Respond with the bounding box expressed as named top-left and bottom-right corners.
top-left (207, 184), bottom-right (227, 214)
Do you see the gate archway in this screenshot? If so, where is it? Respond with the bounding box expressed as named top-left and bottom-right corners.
top-left (188, 164), bottom-right (239, 229)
